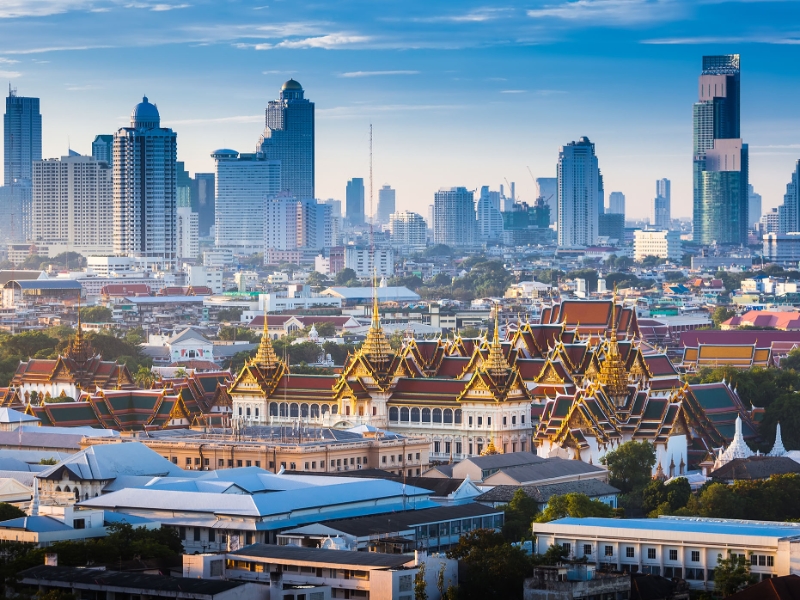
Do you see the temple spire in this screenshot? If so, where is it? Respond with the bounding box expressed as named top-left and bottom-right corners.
top-left (361, 291), bottom-right (392, 365)
top-left (598, 287), bottom-right (628, 402)
top-left (254, 311), bottom-right (278, 371)
top-left (484, 303), bottom-right (510, 379)
top-left (769, 422), bottom-right (787, 457)
top-left (66, 298), bottom-right (92, 365)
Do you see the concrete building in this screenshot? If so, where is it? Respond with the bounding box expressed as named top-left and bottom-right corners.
top-left (90, 134), bottom-right (113, 166)
top-left (536, 177), bottom-right (557, 224)
top-left (524, 565), bottom-right (630, 600)
top-left (652, 178), bottom-right (671, 229)
top-left (376, 184), bottom-right (395, 225)
top-left (762, 207), bottom-right (781, 235)
top-left (212, 148), bottom-right (281, 255)
top-left (477, 185), bottom-right (504, 243)
top-left (607, 191), bottom-right (625, 216)
top-left (176, 206), bottom-right (199, 261)
top-left (633, 229), bottom-right (682, 261)
top-left (344, 246), bottom-right (394, 278)
top-left (763, 233), bottom-right (800, 263)
top-left (346, 177), bottom-right (365, 226)
top-left (190, 172), bottom-right (215, 237)
top-left (434, 187), bottom-right (476, 247)
top-left (31, 155), bottom-right (114, 256)
top-left (187, 264), bottom-right (223, 294)
top-left (257, 79), bottom-right (314, 200)
top-left (558, 137), bottom-right (602, 248)
top-left (748, 184), bottom-right (762, 230)
top-left (779, 160), bottom-right (800, 235)
top-left (389, 210), bottom-right (427, 251)
top-left (113, 97), bottom-right (177, 263)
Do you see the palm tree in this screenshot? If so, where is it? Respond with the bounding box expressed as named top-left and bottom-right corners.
top-left (134, 366), bottom-right (156, 389)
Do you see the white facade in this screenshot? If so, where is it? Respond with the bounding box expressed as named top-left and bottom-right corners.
top-left (32, 155), bottom-right (114, 256)
top-left (763, 232), bottom-right (800, 263)
top-left (203, 248), bottom-right (235, 268)
top-left (213, 149), bottom-right (280, 255)
top-left (344, 246), bottom-right (394, 278)
top-left (633, 229), bottom-right (682, 261)
top-left (113, 97), bottom-right (177, 263)
top-left (376, 184), bottom-right (396, 225)
top-left (86, 256), bottom-right (168, 276)
top-left (434, 187), bottom-right (477, 247)
top-left (477, 186), bottom-right (504, 243)
top-left (558, 137), bottom-right (601, 248)
top-left (264, 194), bottom-right (299, 251)
top-left (176, 207), bottom-right (199, 261)
top-left (389, 211), bottom-right (427, 250)
top-left (187, 265), bottom-right (223, 294)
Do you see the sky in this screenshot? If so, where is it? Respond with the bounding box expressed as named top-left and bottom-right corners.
top-left (1, 0), bottom-right (800, 220)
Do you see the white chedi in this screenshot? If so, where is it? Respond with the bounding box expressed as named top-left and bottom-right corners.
top-left (767, 422), bottom-right (787, 457)
top-left (713, 415), bottom-right (753, 470)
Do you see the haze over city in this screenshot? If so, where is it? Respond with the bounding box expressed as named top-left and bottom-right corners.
top-left (2, 0), bottom-right (800, 218)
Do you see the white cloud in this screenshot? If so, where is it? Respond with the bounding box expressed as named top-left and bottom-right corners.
top-left (340, 70), bottom-right (419, 78)
top-left (265, 34), bottom-right (372, 50)
top-left (0, 58), bottom-right (19, 64)
top-left (643, 34), bottom-right (800, 44)
top-left (65, 84), bottom-right (101, 91)
top-left (0, 0), bottom-right (102, 18)
top-left (0, 70), bottom-right (22, 78)
top-left (500, 89), bottom-right (526, 93)
top-left (417, 7), bottom-right (513, 23)
top-left (527, 0), bottom-right (683, 25)
top-left (125, 2), bottom-right (190, 10)
top-left (0, 45), bottom-right (113, 54)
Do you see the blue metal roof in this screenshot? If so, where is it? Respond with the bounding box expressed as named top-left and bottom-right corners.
top-left (124, 296), bottom-right (205, 304)
top-left (8, 280), bottom-right (82, 290)
top-left (548, 517), bottom-right (800, 539)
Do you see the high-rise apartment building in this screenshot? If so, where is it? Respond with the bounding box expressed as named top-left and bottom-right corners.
top-left (176, 206), bottom-right (199, 260)
top-left (264, 195), bottom-right (332, 254)
top-left (477, 186), bottom-right (504, 243)
top-left (652, 178), bottom-right (671, 229)
top-left (779, 160), bottom-right (800, 234)
top-left (434, 187), bottom-right (476, 247)
top-left (213, 148), bottom-right (280, 255)
top-left (31, 155), bottom-right (113, 255)
top-left (91, 135), bottom-right (113, 166)
top-left (344, 246), bottom-right (394, 278)
top-left (693, 55), bottom-right (748, 245)
top-left (557, 137), bottom-right (601, 248)
top-left (346, 178), bottom-right (365, 226)
top-left (607, 192), bottom-right (625, 216)
top-left (748, 184), bottom-right (762, 230)
top-left (190, 173), bottom-right (215, 237)
top-left (177, 162), bottom-right (191, 208)
top-left (389, 211), bottom-right (427, 251)
top-left (376, 185), bottom-right (395, 225)
top-left (257, 79), bottom-right (314, 200)
top-left (536, 177), bottom-right (557, 224)
top-left (113, 97), bottom-right (178, 262)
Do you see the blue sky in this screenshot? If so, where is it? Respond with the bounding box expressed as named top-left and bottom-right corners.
top-left (1, 0), bottom-right (800, 220)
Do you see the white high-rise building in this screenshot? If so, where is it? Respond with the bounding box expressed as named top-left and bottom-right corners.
top-left (345, 246), bottom-right (394, 278)
top-left (176, 207), bottom-right (199, 260)
top-left (748, 184), bottom-right (762, 229)
top-left (557, 137), bottom-right (601, 248)
top-left (477, 186), bottom-right (504, 243)
top-left (113, 97), bottom-right (177, 262)
top-left (651, 178), bottom-right (671, 229)
top-left (264, 195), bottom-right (333, 253)
top-left (607, 192), bottom-right (625, 216)
top-left (389, 211), bottom-right (427, 251)
top-left (376, 185), bottom-right (395, 226)
top-left (434, 187), bottom-right (476, 247)
top-left (633, 229), bottom-right (682, 262)
top-left (213, 149), bottom-right (280, 255)
top-left (32, 155), bottom-right (113, 255)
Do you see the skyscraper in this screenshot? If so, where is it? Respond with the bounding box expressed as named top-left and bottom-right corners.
top-left (177, 162), bottom-right (192, 208)
top-left (607, 192), bottom-right (625, 216)
top-left (376, 184), bottom-right (396, 225)
top-left (779, 160), bottom-right (800, 234)
top-left (557, 137), bottom-right (601, 248)
top-left (212, 148), bottom-right (280, 254)
top-left (113, 97), bottom-right (178, 262)
top-left (389, 211), bottom-right (427, 251)
top-left (693, 55), bottom-right (748, 245)
top-left (434, 187), bottom-right (476, 247)
top-left (748, 184), bottom-right (762, 230)
top-left (257, 79), bottom-right (314, 200)
top-left (91, 135), bottom-right (113, 166)
top-left (476, 185), bottom-right (504, 243)
top-left (190, 173), bottom-right (215, 237)
top-left (536, 177), bottom-right (557, 224)
top-left (346, 178), bottom-right (365, 226)
top-left (652, 178), bottom-right (671, 229)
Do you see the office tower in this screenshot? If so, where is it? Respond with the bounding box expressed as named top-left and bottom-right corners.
top-left (91, 135), bottom-right (113, 165)
top-left (213, 148), bottom-right (280, 254)
top-left (557, 137), bottom-right (601, 248)
top-left (113, 97), bottom-right (178, 262)
top-left (297, 200), bottom-right (333, 250)
top-left (177, 161), bottom-right (191, 208)
top-left (477, 186), bottom-right (504, 243)
top-left (748, 184), bottom-right (762, 230)
top-left (345, 246), bottom-right (394, 278)
top-left (434, 187), bottom-right (477, 247)
top-left (264, 194), bottom-right (299, 251)
top-left (176, 206), bottom-right (198, 260)
top-left (390, 211), bottom-right (427, 251)
top-left (598, 213), bottom-right (625, 245)
top-left (652, 178), bottom-right (671, 229)
top-left (607, 191), bottom-right (625, 216)
top-left (761, 208), bottom-right (780, 235)
top-left (779, 160), bottom-right (800, 234)
top-left (257, 79), bottom-right (314, 200)
top-left (31, 155), bottom-right (113, 255)
top-left (376, 185), bottom-right (396, 225)
top-left (693, 55), bottom-right (748, 245)
top-left (4, 86), bottom-right (41, 186)
top-left (190, 173), bottom-right (215, 237)
top-left (346, 178), bottom-right (365, 226)
top-left (536, 177), bottom-right (557, 224)
top-left (320, 198), bottom-right (342, 219)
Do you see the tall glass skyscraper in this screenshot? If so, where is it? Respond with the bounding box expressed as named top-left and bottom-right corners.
top-left (257, 79), bottom-right (314, 201)
top-left (652, 178), bottom-right (671, 229)
top-left (557, 137), bottom-right (601, 248)
top-left (693, 55), bottom-right (748, 245)
top-left (346, 178), bottom-right (365, 226)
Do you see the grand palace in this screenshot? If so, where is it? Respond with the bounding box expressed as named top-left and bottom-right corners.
top-left (1, 297), bottom-right (760, 473)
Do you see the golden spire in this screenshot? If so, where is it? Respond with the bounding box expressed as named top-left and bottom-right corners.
top-left (361, 291), bottom-right (392, 365)
top-left (484, 303), bottom-right (510, 379)
top-left (66, 298), bottom-right (92, 365)
top-left (254, 311), bottom-right (278, 371)
top-left (598, 287), bottom-right (628, 401)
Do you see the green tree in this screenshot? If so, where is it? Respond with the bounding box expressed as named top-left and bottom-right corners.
top-left (218, 326), bottom-right (260, 343)
top-left (566, 268), bottom-right (599, 293)
top-left (334, 268), bottom-right (359, 286)
top-left (305, 322), bottom-right (336, 338)
top-left (0, 503), bottom-right (25, 521)
top-left (424, 244), bottom-right (453, 258)
top-left (79, 306), bottom-right (113, 323)
top-left (712, 306), bottom-right (736, 328)
top-left (639, 255), bottom-right (660, 268)
top-left (134, 366), bottom-right (156, 389)
top-left (502, 488), bottom-right (539, 541)
top-left (388, 275), bottom-right (423, 291)
top-left (714, 552), bottom-right (755, 597)
top-left (537, 543), bottom-right (569, 565)
top-left (535, 493), bottom-right (614, 522)
top-left (600, 441), bottom-right (656, 496)
top-left (414, 562), bottom-right (427, 600)
top-left (216, 307), bottom-right (243, 322)
top-left (306, 271), bottom-right (332, 289)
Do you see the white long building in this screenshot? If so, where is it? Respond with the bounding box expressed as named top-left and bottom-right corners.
top-left (32, 155), bottom-right (114, 256)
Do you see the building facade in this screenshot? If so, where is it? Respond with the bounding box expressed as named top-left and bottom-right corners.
top-left (633, 230), bottom-right (682, 261)
top-left (346, 178), bottom-right (365, 226)
top-left (113, 97), bottom-right (178, 263)
top-left (536, 178), bottom-right (557, 224)
top-left (607, 192), bottom-right (625, 216)
top-left (3, 87), bottom-right (40, 243)
top-left (390, 211), bottom-right (427, 251)
top-left (652, 178), bottom-right (671, 229)
top-left (558, 137), bottom-right (601, 248)
top-left (213, 149), bottom-right (280, 255)
top-left (257, 79), bottom-right (314, 200)
top-left (376, 184), bottom-right (395, 225)
top-left (91, 135), bottom-right (113, 166)
top-left (779, 160), bottom-right (800, 235)
top-left (344, 246), bottom-right (394, 278)
top-left (693, 55), bottom-right (748, 245)
top-left (434, 187), bottom-right (476, 247)
top-left (176, 206), bottom-right (199, 260)
top-left (748, 184), bottom-right (762, 230)
top-left (477, 186), bottom-right (504, 243)
top-left (763, 232), bottom-right (800, 263)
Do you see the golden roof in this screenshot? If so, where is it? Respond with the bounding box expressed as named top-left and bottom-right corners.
top-left (484, 306), bottom-right (510, 379)
top-left (361, 294), bottom-right (392, 365)
top-left (254, 312), bottom-right (279, 371)
top-left (66, 309), bottom-right (93, 365)
top-left (597, 292), bottom-right (628, 398)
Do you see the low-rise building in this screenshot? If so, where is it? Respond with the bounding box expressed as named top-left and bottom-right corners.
top-left (764, 232), bottom-right (800, 263)
top-left (633, 230), bottom-right (682, 262)
top-left (524, 564), bottom-right (630, 600)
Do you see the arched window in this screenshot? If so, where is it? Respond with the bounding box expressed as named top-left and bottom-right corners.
top-left (433, 408), bottom-right (442, 423)
top-left (238, 406), bottom-right (242, 416)
top-left (411, 408), bottom-right (420, 422)
top-left (310, 404), bottom-right (320, 418)
top-left (246, 407), bottom-right (251, 417)
top-left (389, 407), bottom-right (399, 422)
top-left (400, 407), bottom-right (410, 422)
top-left (290, 403), bottom-right (299, 418)
top-left (444, 409), bottom-right (453, 424)
top-left (455, 409), bottom-right (462, 424)
top-left (279, 403), bottom-right (288, 417)
top-left (331, 404), bottom-right (338, 414)
top-left (321, 404), bottom-right (329, 414)
top-left (64, 486), bottom-right (71, 493)
top-left (255, 407), bottom-right (259, 418)
top-left (300, 403), bottom-right (309, 418)
top-left (55, 486), bottom-right (61, 492)
top-left (269, 402), bottom-right (278, 416)
top-left (422, 408), bottom-right (431, 423)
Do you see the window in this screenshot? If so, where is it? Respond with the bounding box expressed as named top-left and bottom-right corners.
top-left (218, 459), bottom-right (224, 467)
top-left (227, 460), bottom-right (233, 467)
top-left (389, 407), bottom-right (399, 422)
top-left (455, 409), bottom-right (462, 424)
top-left (503, 417), bottom-right (507, 425)
top-left (445, 441), bottom-right (451, 454)
top-left (204, 458), bottom-right (209, 467)
top-left (521, 415), bottom-right (525, 424)
top-left (194, 528), bottom-right (201, 542)
top-left (185, 457), bottom-right (192, 465)
top-left (416, 453), bottom-right (420, 460)
top-left (468, 416), bottom-right (473, 426)
top-left (455, 442), bottom-right (462, 455)
top-left (691, 551), bottom-right (700, 563)
top-left (669, 549), bottom-right (678, 561)
top-left (246, 460), bottom-right (252, 467)
top-left (648, 548), bottom-right (656, 560)
top-left (304, 462), bottom-right (309, 470)
top-left (626, 547), bottom-right (635, 558)
top-left (477, 417), bottom-right (483, 426)
top-left (768, 556), bottom-right (774, 567)
top-left (237, 460), bottom-right (242, 467)
top-left (444, 409), bottom-right (453, 424)
top-left (209, 529), bottom-right (215, 542)
top-left (72, 519), bottom-right (85, 530)
top-left (179, 526), bottom-right (186, 540)
top-left (512, 415), bottom-right (517, 425)
top-left (605, 545), bottom-right (613, 557)
top-left (583, 544), bottom-right (592, 556)
top-left (562, 543), bottom-right (571, 555)
top-left (401, 407), bottom-right (410, 422)
top-left (422, 408), bottom-right (431, 423)
top-left (487, 417), bottom-right (491, 426)
top-left (434, 442), bottom-right (441, 453)
top-left (433, 409), bottom-right (442, 423)
top-left (382, 456), bottom-right (387, 464)
top-left (411, 407), bottom-right (420, 422)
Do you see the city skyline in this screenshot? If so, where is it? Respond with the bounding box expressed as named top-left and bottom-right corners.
top-left (0, 1), bottom-right (799, 220)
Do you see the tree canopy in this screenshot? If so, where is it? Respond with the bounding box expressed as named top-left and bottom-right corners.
top-left (535, 493), bottom-right (614, 522)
